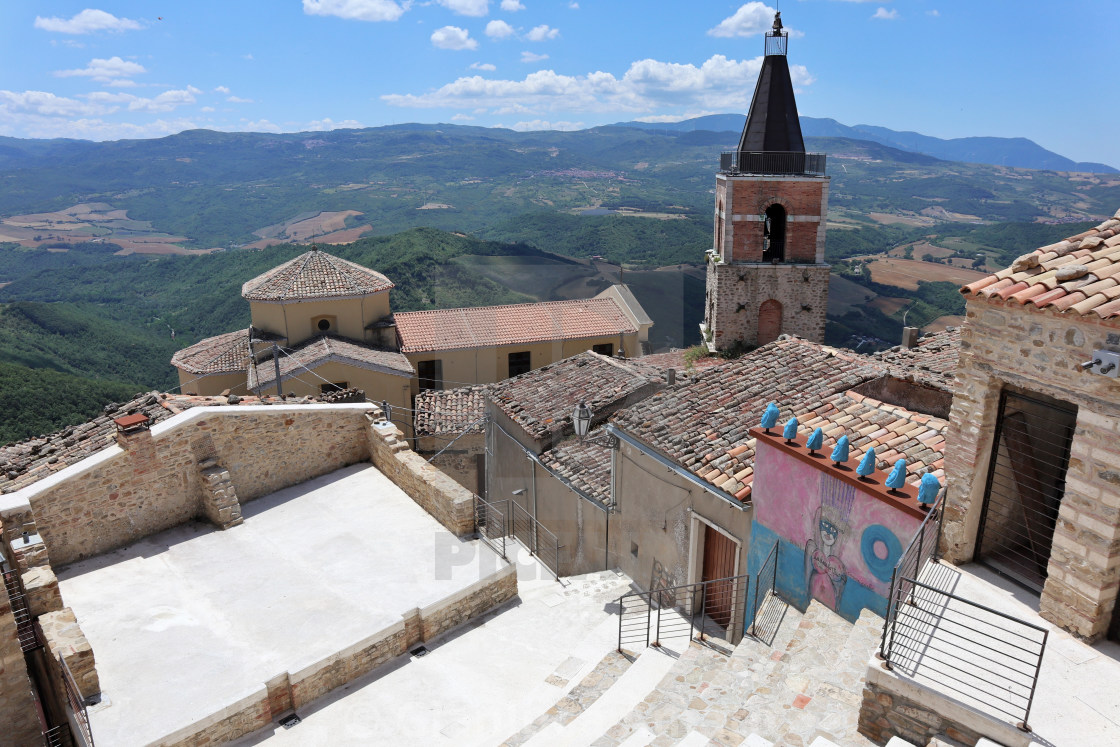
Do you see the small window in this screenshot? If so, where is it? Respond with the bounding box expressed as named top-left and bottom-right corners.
top-left (417, 360), bottom-right (442, 391)
top-left (631, 541), bottom-right (639, 558)
top-left (508, 351), bottom-right (531, 378)
top-left (320, 381), bottom-right (348, 393)
top-left (762, 204), bottom-right (787, 263)
top-left (312, 315), bottom-right (337, 334)
top-left (593, 343), bottom-right (614, 356)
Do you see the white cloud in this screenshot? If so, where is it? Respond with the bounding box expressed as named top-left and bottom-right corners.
top-left (56, 57), bottom-right (146, 82)
top-left (927, 9), bottom-right (940, 16)
top-left (307, 117), bottom-right (363, 130)
top-left (485, 20), bottom-right (514, 38)
top-left (512, 119), bottom-right (582, 131)
top-left (201, 106), bottom-right (216, 112)
top-left (527, 24), bottom-right (559, 41)
top-left (244, 119), bottom-right (282, 133)
top-left (451, 113), bottom-right (475, 121)
top-left (227, 95), bottom-right (254, 103)
top-left (431, 26), bottom-right (478, 50)
top-left (301, 0), bottom-right (408, 22)
top-left (521, 51), bottom-right (549, 63)
top-left (384, 54), bottom-right (812, 115)
top-left (34, 9), bottom-right (142, 34)
top-left (470, 62), bottom-right (497, 71)
top-left (0, 90), bottom-right (116, 118)
top-left (569, 2), bottom-right (579, 8)
top-left (872, 7), bottom-right (899, 19)
top-left (214, 86), bottom-right (231, 94)
top-left (187, 86), bottom-right (203, 95)
top-left (436, 0), bottom-right (489, 16)
top-left (86, 89), bottom-right (198, 113)
top-left (0, 117), bottom-right (198, 141)
top-left (500, 0), bottom-right (525, 10)
top-left (106, 79), bottom-right (138, 88)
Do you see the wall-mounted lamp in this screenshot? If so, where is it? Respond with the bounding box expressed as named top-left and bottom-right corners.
top-left (572, 402), bottom-right (619, 449)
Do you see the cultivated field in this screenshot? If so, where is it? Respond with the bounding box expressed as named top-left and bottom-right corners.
top-left (867, 258), bottom-right (988, 290)
top-left (0, 202), bottom-right (207, 254)
top-left (247, 210), bottom-right (369, 249)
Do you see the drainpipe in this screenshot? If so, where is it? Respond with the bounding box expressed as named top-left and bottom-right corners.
top-left (530, 456), bottom-right (539, 554)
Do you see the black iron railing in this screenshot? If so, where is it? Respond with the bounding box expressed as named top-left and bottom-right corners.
top-left (879, 494), bottom-right (944, 660)
top-left (719, 151), bottom-right (827, 176)
top-left (42, 724), bottom-right (71, 747)
top-left (749, 542), bottom-right (778, 636)
top-left (617, 574), bottom-right (749, 653)
top-left (882, 577), bottom-right (1048, 731)
top-left (59, 654), bottom-right (95, 747)
top-left (2, 569), bottom-right (40, 652)
top-left (474, 495), bottom-right (507, 560)
top-left (473, 495), bottom-right (561, 580)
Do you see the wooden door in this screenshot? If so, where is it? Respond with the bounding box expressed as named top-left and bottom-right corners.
top-left (757, 299), bottom-right (783, 346)
top-left (702, 525), bottom-right (737, 628)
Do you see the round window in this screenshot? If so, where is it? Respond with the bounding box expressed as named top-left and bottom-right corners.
top-left (317, 319), bottom-right (331, 331)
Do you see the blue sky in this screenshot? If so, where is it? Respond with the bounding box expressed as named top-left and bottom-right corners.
top-left (1, 1), bottom-right (1117, 167)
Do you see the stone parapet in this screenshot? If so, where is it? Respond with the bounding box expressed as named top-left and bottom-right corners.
top-left (197, 459), bottom-right (243, 530)
top-left (367, 417), bottom-right (476, 536)
top-left (859, 659), bottom-right (1030, 747)
top-left (38, 607), bottom-right (100, 702)
top-left (21, 565), bottom-right (63, 617)
top-left (0, 578), bottom-right (43, 746)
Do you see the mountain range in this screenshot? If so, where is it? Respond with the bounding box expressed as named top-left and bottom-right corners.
top-left (616, 115), bottom-right (1117, 174)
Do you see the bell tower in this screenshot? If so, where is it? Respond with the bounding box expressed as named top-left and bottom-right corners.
top-left (703, 12), bottom-right (829, 351)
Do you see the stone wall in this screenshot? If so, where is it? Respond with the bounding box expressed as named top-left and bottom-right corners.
top-left (368, 419), bottom-right (476, 536)
top-left (153, 563), bottom-right (517, 747)
top-left (705, 262), bottom-right (829, 348)
top-left (943, 297), bottom-right (1120, 639)
top-left (9, 404), bottom-right (373, 567)
top-left (715, 175), bottom-right (829, 263)
top-left (0, 577), bottom-right (43, 746)
top-left (416, 433), bottom-right (485, 496)
top-left (859, 659), bottom-right (1030, 747)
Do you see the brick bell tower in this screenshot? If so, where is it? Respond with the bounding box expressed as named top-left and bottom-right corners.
top-left (704, 11), bottom-right (829, 351)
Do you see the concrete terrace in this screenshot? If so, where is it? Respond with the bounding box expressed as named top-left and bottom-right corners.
top-left (57, 463), bottom-right (506, 747)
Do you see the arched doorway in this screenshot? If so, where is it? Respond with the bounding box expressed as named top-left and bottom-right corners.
top-left (757, 299), bottom-right (783, 345)
top-left (762, 204), bottom-right (786, 262)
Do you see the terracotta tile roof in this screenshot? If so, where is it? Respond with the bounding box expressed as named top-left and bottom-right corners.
top-left (491, 352), bottom-right (661, 443)
top-left (242, 247), bottom-right (394, 302)
top-left (415, 385), bottom-right (491, 437)
top-left (962, 212), bottom-right (1120, 319)
top-left (539, 430), bottom-right (613, 504)
top-left (394, 297), bottom-right (637, 354)
top-left (611, 337), bottom-right (887, 502)
top-left (171, 329), bottom-right (252, 376)
top-left (0, 392), bottom-right (317, 493)
top-left (630, 350), bottom-right (725, 375)
top-left (250, 335), bottom-right (413, 390)
top-left (868, 327), bottom-right (960, 390)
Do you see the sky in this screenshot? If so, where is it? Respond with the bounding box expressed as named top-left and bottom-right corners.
top-left (1, 1), bottom-right (1117, 167)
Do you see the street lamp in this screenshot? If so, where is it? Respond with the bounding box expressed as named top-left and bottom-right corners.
top-left (571, 401), bottom-right (619, 449)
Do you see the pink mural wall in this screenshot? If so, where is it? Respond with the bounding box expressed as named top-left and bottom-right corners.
top-left (750, 432), bottom-right (925, 619)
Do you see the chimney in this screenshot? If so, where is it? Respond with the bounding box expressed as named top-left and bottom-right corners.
top-left (666, 368), bottom-right (676, 385)
top-left (114, 413), bottom-right (152, 449)
top-left (901, 327), bottom-right (919, 349)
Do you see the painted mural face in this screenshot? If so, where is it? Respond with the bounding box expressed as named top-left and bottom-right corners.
top-left (805, 481), bottom-right (855, 611)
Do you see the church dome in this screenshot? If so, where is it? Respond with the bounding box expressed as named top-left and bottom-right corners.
top-left (241, 246), bottom-right (394, 302)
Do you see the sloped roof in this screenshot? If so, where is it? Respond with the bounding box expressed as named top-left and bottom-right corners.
top-left (491, 351), bottom-right (660, 442)
top-left (868, 327), bottom-right (960, 390)
top-left (962, 213), bottom-right (1120, 319)
top-left (415, 385), bottom-right (491, 437)
top-left (394, 297), bottom-right (636, 354)
top-left (738, 54), bottom-right (805, 155)
top-left (538, 431), bottom-right (614, 504)
top-left (171, 329), bottom-right (252, 376)
top-left (250, 335), bottom-right (413, 390)
top-left (242, 247), bottom-right (394, 302)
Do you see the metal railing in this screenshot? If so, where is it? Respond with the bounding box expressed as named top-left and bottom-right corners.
top-left (509, 501), bottom-right (561, 579)
top-left (2, 568), bottom-right (40, 652)
top-left (749, 542), bottom-right (779, 636)
top-left (719, 151), bottom-right (827, 176)
top-left (474, 495), bottom-right (507, 560)
top-left (617, 574), bottom-right (749, 653)
top-left (43, 724), bottom-right (73, 747)
top-left (882, 577), bottom-right (1048, 731)
top-left (59, 654), bottom-right (95, 747)
top-left (879, 494), bottom-right (943, 660)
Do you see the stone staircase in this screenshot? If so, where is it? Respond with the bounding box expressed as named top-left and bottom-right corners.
top-left (583, 600), bottom-right (885, 746)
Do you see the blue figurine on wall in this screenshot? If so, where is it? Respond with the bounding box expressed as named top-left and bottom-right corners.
top-left (830, 435), bottom-right (850, 466)
top-left (783, 417), bottom-right (798, 444)
top-left (918, 472), bottom-right (941, 509)
top-left (760, 402), bottom-right (780, 433)
top-left (806, 427), bottom-right (824, 454)
top-left (856, 447), bottom-right (876, 480)
top-left (885, 459), bottom-right (907, 493)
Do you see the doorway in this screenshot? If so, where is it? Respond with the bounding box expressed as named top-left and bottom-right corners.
top-left (976, 389), bottom-right (1077, 593)
top-left (702, 524), bottom-right (738, 627)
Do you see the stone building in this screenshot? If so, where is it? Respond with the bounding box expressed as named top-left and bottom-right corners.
top-left (703, 13), bottom-right (830, 351)
top-left (171, 247), bottom-right (649, 433)
top-left (943, 212), bottom-right (1120, 641)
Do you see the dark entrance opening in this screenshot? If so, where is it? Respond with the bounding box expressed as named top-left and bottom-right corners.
top-left (762, 204), bottom-right (786, 263)
top-left (976, 389), bottom-right (1077, 593)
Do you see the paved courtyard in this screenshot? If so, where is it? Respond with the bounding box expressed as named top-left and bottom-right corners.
top-left (57, 463), bottom-right (503, 747)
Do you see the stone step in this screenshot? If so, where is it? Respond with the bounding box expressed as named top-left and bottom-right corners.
top-left (526, 646), bottom-right (677, 747)
top-left (502, 650), bottom-right (633, 746)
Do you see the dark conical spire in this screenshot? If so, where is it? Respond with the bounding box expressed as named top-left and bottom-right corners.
top-left (738, 12), bottom-right (805, 155)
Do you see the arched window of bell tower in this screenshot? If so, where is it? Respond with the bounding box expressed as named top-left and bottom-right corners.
top-left (762, 204), bottom-right (787, 263)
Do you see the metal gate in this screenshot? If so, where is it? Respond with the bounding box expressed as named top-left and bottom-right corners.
top-left (976, 390), bottom-right (1077, 592)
